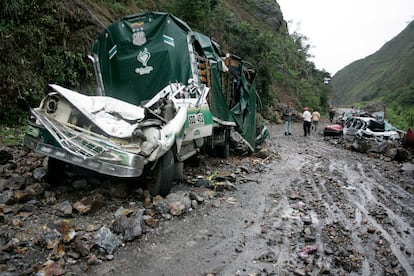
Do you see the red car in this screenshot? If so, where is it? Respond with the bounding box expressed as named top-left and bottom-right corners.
top-left (323, 124), bottom-right (343, 137)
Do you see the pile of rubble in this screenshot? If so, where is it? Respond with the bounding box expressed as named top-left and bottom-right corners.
top-left (346, 138), bottom-right (410, 161)
top-left (0, 145), bottom-right (274, 274)
top-left (325, 136), bottom-right (412, 162)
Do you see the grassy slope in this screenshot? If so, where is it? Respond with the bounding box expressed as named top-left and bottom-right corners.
top-left (331, 21), bottom-right (414, 106)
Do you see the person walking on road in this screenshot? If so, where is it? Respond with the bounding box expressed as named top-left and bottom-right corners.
top-left (283, 105), bottom-right (293, 135)
top-left (302, 107), bottom-right (311, 136)
top-left (311, 109), bottom-right (321, 133)
top-left (329, 109), bottom-right (335, 123)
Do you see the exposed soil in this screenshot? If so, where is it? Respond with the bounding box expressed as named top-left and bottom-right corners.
top-left (1, 120), bottom-right (413, 275)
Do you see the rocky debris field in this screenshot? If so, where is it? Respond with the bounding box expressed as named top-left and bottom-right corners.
top-left (0, 120), bottom-right (413, 275)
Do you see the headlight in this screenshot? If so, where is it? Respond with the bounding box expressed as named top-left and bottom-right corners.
top-left (46, 97), bottom-right (59, 114)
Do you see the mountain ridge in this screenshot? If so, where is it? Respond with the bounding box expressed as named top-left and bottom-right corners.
top-left (331, 20), bottom-right (414, 110)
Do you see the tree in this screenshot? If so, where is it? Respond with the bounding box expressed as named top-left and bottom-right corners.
top-left (168, 0), bottom-right (217, 33)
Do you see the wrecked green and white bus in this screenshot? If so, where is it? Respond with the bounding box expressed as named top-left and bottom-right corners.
top-left (25, 11), bottom-right (267, 196)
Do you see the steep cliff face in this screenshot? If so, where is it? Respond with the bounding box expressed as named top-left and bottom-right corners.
top-left (224, 0), bottom-right (287, 33)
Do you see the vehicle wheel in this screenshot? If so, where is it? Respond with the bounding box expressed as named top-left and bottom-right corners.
top-left (187, 152), bottom-right (201, 167)
top-left (148, 150), bottom-right (175, 197)
top-left (203, 144), bottom-right (215, 157)
top-left (216, 140), bottom-right (230, 158)
top-left (214, 137), bottom-right (230, 158)
top-left (46, 157), bottom-right (67, 186)
top-left (175, 161), bottom-right (184, 182)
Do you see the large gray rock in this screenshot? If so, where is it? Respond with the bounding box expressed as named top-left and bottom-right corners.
top-left (112, 209), bottom-right (144, 242)
top-left (95, 226), bottom-right (121, 254)
top-left (166, 191), bottom-right (192, 216)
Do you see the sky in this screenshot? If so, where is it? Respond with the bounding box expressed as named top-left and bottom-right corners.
top-left (277, 0), bottom-right (414, 75)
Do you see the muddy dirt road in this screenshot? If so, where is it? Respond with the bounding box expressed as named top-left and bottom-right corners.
top-left (87, 121), bottom-right (414, 275)
top-left (1, 121), bottom-right (413, 275)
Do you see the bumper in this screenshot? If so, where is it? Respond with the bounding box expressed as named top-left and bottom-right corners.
top-left (24, 135), bottom-right (145, 178)
top-left (323, 129), bottom-right (343, 137)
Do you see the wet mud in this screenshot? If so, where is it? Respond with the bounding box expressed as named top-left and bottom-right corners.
top-left (1, 120), bottom-right (413, 275)
top-left (89, 121), bottom-right (414, 275)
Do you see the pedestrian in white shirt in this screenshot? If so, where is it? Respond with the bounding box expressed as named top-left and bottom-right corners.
top-left (302, 107), bottom-right (312, 136)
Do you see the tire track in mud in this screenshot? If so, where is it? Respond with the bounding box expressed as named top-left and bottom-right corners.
top-left (342, 161), bottom-right (414, 275)
top-left (87, 123), bottom-right (413, 275)
top-left (278, 132), bottom-right (414, 275)
top-left (294, 147), bottom-right (367, 273)
top-left (321, 149), bottom-right (414, 275)
top-left (256, 159), bottom-right (306, 273)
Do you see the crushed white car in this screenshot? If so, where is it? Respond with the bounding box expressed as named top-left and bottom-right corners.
top-left (343, 116), bottom-right (400, 143)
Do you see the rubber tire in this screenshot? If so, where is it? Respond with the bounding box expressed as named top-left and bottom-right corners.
top-left (188, 153), bottom-right (200, 167)
top-left (216, 140), bottom-right (230, 158)
top-left (214, 139), bottom-right (230, 159)
top-left (46, 157), bottom-right (66, 186)
top-left (175, 161), bottom-right (184, 182)
top-left (148, 150), bottom-right (175, 197)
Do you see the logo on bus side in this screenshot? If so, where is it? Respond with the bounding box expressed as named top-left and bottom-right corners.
top-left (135, 48), bottom-right (153, 75)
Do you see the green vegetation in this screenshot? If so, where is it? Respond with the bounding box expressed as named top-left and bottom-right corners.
top-left (0, 125), bottom-right (26, 146)
top-left (0, 0), bottom-right (98, 124)
top-left (331, 21), bottom-right (414, 130)
top-left (0, 0), bottom-right (332, 127)
top-left (383, 79), bottom-right (414, 129)
top-left (387, 107), bottom-right (414, 130)
top-left (158, 0), bottom-right (332, 116)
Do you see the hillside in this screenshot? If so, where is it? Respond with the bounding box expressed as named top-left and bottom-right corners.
top-left (330, 20), bottom-right (414, 128)
top-left (0, 0), bottom-right (331, 125)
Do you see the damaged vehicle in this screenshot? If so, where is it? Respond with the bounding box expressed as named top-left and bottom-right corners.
top-left (192, 32), bottom-right (268, 156)
top-left (323, 123), bottom-right (343, 137)
top-left (25, 81), bottom-right (212, 196)
top-left (24, 11), bottom-right (267, 196)
top-left (25, 12), bottom-right (215, 196)
top-left (342, 116), bottom-right (400, 143)
top-left (335, 109), bottom-right (368, 126)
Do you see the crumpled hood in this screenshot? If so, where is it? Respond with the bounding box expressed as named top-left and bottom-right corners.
top-left (49, 84), bottom-right (146, 138)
